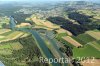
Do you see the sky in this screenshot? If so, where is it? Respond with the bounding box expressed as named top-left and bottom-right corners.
top-left (0, 0), bottom-right (95, 1)
top-left (0, 0), bottom-right (100, 3)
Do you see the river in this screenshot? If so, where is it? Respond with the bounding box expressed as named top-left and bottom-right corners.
top-left (17, 28), bottom-right (61, 66)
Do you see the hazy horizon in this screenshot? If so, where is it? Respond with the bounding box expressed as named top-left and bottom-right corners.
top-left (0, 0), bottom-right (99, 2)
top-left (0, 0), bottom-right (100, 4)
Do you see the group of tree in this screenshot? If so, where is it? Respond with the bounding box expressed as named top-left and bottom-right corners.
top-left (12, 13), bottom-right (32, 24)
top-left (47, 12), bottom-right (99, 36)
top-left (0, 35), bottom-right (49, 66)
top-left (59, 45), bottom-right (73, 57)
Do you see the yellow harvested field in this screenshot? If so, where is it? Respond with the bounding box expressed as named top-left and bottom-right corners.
top-left (42, 21), bottom-right (59, 28)
top-left (21, 33), bottom-right (29, 38)
top-left (32, 17), bottom-right (60, 29)
top-left (34, 26), bottom-right (53, 30)
top-left (12, 33), bottom-right (24, 39)
top-left (0, 31), bottom-right (24, 42)
top-left (17, 23), bottom-right (31, 27)
top-left (93, 16), bottom-right (100, 20)
top-left (81, 59), bottom-right (100, 66)
top-left (62, 36), bottom-right (82, 47)
top-left (34, 26), bottom-right (46, 28)
top-left (0, 36), bottom-right (5, 38)
top-left (86, 31), bottom-right (100, 40)
top-left (0, 29), bottom-right (11, 34)
top-left (6, 31), bottom-right (24, 39)
top-left (32, 17), bottom-right (43, 25)
top-left (56, 28), bottom-right (72, 36)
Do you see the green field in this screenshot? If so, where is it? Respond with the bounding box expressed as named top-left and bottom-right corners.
top-left (77, 34), bottom-right (96, 43)
top-left (86, 31), bottom-right (100, 40)
top-left (56, 33), bottom-right (68, 40)
top-left (55, 33), bottom-right (74, 48)
top-left (97, 40), bottom-right (100, 44)
top-left (89, 41), bottom-right (100, 51)
top-left (0, 31), bottom-right (13, 36)
top-left (71, 36), bottom-right (86, 45)
top-left (0, 30), bottom-right (24, 41)
top-left (73, 45), bottom-right (100, 59)
top-left (72, 32), bottom-right (100, 59)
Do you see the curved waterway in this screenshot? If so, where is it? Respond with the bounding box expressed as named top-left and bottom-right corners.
top-left (17, 28), bottom-right (62, 66)
top-left (10, 16), bottom-right (67, 66)
top-left (0, 61), bottom-right (5, 66)
top-left (45, 31), bottom-right (67, 66)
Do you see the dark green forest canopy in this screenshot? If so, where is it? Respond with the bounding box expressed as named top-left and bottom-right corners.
top-left (12, 13), bottom-right (32, 24)
top-left (68, 12), bottom-right (93, 24)
top-left (47, 15), bottom-right (99, 36)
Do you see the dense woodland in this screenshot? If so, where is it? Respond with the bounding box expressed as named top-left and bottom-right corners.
top-left (0, 35), bottom-right (49, 66)
top-left (12, 13), bottom-right (32, 24)
top-left (47, 12), bottom-right (99, 36)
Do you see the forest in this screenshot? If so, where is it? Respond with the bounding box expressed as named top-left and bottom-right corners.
top-left (47, 12), bottom-right (99, 36)
top-left (0, 35), bottom-right (49, 66)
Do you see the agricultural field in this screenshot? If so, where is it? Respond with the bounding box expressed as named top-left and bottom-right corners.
top-left (71, 30), bottom-right (100, 59)
top-left (73, 45), bottom-right (100, 59)
top-left (81, 59), bottom-right (100, 66)
top-left (78, 9), bottom-right (95, 16)
top-left (97, 40), bottom-right (100, 44)
top-left (86, 31), bottom-right (100, 40)
top-left (0, 29), bottom-right (11, 34)
top-left (0, 29), bottom-right (27, 42)
top-left (6, 31), bottom-right (23, 39)
top-left (55, 28), bottom-right (72, 36)
top-left (62, 36), bottom-right (83, 47)
top-left (56, 33), bottom-right (68, 40)
top-left (31, 16), bottom-right (60, 30)
top-left (55, 28), bottom-right (100, 60)
top-left (20, 33), bottom-right (30, 38)
top-left (88, 41), bottom-right (100, 51)
top-left (0, 1), bottom-right (100, 66)
top-left (77, 34), bottom-right (96, 44)
top-left (71, 36), bottom-right (86, 45)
